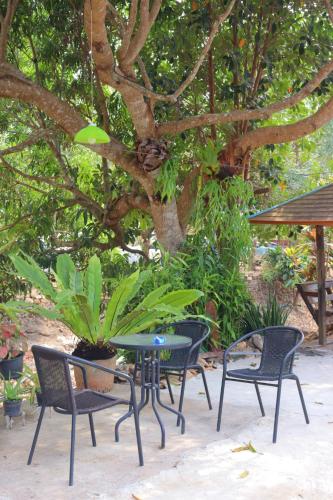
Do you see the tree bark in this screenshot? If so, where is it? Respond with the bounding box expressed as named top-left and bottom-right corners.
top-left (150, 199), bottom-right (185, 253)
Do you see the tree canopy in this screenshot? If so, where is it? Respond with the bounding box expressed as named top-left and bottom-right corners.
top-left (1, 0), bottom-right (333, 256)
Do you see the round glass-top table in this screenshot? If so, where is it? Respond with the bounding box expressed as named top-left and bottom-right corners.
top-left (111, 334), bottom-right (192, 449)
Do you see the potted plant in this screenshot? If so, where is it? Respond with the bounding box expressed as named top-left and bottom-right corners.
top-left (1, 375), bottom-right (27, 417)
top-left (9, 253), bottom-right (203, 392)
top-left (0, 315), bottom-right (28, 380)
top-left (22, 365), bottom-right (42, 406)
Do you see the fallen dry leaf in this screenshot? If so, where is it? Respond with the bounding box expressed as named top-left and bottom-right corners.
top-left (239, 470), bottom-right (250, 479)
top-left (232, 441), bottom-right (257, 453)
top-left (314, 401), bottom-right (324, 405)
top-left (132, 495), bottom-right (142, 500)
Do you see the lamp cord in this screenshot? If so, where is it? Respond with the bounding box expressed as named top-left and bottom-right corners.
top-left (90, 0), bottom-right (94, 116)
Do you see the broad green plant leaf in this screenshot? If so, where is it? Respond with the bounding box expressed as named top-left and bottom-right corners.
top-left (102, 270), bottom-right (140, 336)
top-left (6, 300), bottom-right (60, 320)
top-left (136, 284), bottom-right (170, 309)
top-left (154, 289), bottom-right (203, 309)
top-left (55, 254), bottom-right (76, 290)
top-left (10, 253), bottom-right (56, 300)
top-left (85, 255), bottom-right (102, 323)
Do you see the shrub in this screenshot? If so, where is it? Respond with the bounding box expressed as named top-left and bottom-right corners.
top-left (241, 295), bottom-right (291, 334)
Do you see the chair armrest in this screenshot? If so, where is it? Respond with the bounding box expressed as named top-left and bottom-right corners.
top-left (184, 326), bottom-right (211, 364)
top-left (228, 351), bottom-right (262, 357)
top-left (278, 337), bottom-right (303, 378)
top-left (70, 360), bottom-right (88, 388)
top-left (67, 354), bottom-right (132, 384)
top-left (223, 329), bottom-right (265, 367)
top-left (68, 354), bottom-right (137, 405)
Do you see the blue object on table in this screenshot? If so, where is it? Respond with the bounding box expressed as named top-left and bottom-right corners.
top-left (153, 335), bottom-right (166, 345)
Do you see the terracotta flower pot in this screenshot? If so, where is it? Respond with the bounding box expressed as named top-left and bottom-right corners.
top-left (73, 355), bottom-right (117, 393)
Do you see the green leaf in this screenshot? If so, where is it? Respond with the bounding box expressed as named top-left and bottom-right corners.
top-left (101, 270), bottom-right (140, 337)
top-left (69, 268), bottom-right (83, 294)
top-left (154, 289), bottom-right (203, 309)
top-left (6, 300), bottom-right (60, 320)
top-left (55, 254), bottom-right (76, 290)
top-left (135, 284), bottom-right (170, 309)
top-left (71, 294), bottom-right (97, 342)
top-left (9, 253), bottom-right (56, 300)
top-left (85, 255), bottom-right (102, 323)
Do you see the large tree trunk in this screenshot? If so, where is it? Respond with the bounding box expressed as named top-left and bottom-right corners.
top-left (150, 199), bottom-right (185, 254)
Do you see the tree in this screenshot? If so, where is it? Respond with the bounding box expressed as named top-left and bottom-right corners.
top-left (1, 0), bottom-right (333, 254)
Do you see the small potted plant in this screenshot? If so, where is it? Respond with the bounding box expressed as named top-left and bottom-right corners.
top-left (1, 375), bottom-right (26, 417)
top-left (0, 323), bottom-right (28, 380)
top-left (22, 365), bottom-right (42, 406)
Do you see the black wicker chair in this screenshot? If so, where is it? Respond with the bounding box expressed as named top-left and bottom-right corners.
top-left (27, 345), bottom-right (143, 486)
top-left (133, 320), bottom-right (212, 426)
top-left (217, 326), bottom-right (309, 443)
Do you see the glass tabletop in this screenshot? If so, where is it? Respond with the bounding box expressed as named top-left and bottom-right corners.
top-left (110, 334), bottom-right (192, 351)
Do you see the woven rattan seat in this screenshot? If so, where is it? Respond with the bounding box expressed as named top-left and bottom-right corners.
top-left (217, 326), bottom-right (310, 443)
top-left (54, 390), bottom-right (127, 415)
top-left (27, 345), bottom-right (143, 486)
top-left (226, 368), bottom-right (295, 381)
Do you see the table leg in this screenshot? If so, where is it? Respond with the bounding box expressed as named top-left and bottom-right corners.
top-left (115, 350), bottom-right (148, 441)
top-left (155, 352), bottom-right (185, 434)
top-left (115, 349), bottom-right (186, 447)
top-left (151, 356), bottom-right (166, 449)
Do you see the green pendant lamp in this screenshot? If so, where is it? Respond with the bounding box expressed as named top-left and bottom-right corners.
top-left (74, 1), bottom-right (110, 146)
top-left (74, 123), bottom-right (110, 145)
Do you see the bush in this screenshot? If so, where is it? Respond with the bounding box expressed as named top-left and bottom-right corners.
top-left (128, 237), bottom-right (251, 348)
top-left (241, 295), bottom-right (291, 334)
top-left (262, 245), bottom-right (315, 288)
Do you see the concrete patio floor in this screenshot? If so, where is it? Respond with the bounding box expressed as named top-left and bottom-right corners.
top-left (1, 349), bottom-right (333, 500)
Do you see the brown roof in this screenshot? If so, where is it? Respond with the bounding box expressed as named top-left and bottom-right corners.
top-left (249, 183), bottom-right (333, 226)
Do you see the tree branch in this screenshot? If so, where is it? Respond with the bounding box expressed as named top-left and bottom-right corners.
top-left (117, 0), bottom-right (138, 60)
top-left (0, 63), bottom-right (152, 189)
top-left (157, 58), bottom-right (333, 136)
top-left (324, 0), bottom-right (333, 24)
top-left (172, 0), bottom-right (236, 100)
top-left (0, 156), bottom-right (105, 220)
top-left (234, 93), bottom-right (333, 155)
top-left (0, 201), bottom-right (77, 233)
top-left (122, 0), bottom-right (162, 68)
top-left (0, 129), bottom-right (54, 156)
top-left (0, 0), bottom-right (19, 61)
top-left (104, 193), bottom-right (150, 226)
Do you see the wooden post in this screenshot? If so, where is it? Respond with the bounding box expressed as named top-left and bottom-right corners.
top-left (316, 225), bottom-right (326, 345)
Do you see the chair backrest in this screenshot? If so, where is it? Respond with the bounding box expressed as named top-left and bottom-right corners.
top-left (162, 320), bottom-right (209, 367)
top-left (258, 326), bottom-right (303, 376)
top-left (32, 345), bottom-right (75, 411)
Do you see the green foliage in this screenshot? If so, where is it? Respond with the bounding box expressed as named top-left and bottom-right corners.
top-left (0, 255), bottom-right (29, 302)
top-left (196, 139), bottom-right (222, 175)
top-left (9, 252), bottom-right (203, 346)
top-left (262, 244), bottom-right (315, 288)
top-left (0, 375), bottom-right (27, 402)
top-left (132, 236), bottom-right (250, 347)
top-left (155, 159), bottom-right (179, 201)
top-left (194, 178), bottom-right (253, 269)
top-left (241, 295), bottom-right (291, 334)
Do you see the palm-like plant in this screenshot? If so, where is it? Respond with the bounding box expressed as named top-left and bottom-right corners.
top-left (8, 253), bottom-right (203, 346)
